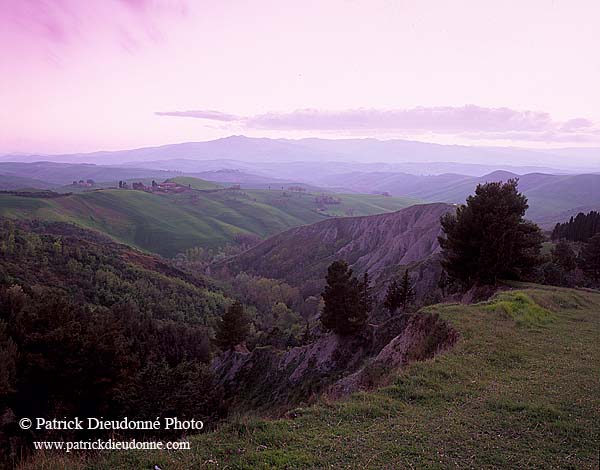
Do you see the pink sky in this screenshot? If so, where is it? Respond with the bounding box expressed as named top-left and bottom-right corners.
top-left (0, 0), bottom-right (599, 154)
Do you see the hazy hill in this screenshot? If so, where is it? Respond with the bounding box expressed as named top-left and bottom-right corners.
top-left (316, 171), bottom-right (600, 223)
top-left (0, 183), bottom-right (419, 257)
top-left (0, 174), bottom-right (58, 190)
top-left (121, 157), bottom-right (562, 178)
top-left (0, 161), bottom-right (334, 193)
top-left (219, 203), bottom-right (453, 296)
top-left (0, 161), bottom-right (182, 186)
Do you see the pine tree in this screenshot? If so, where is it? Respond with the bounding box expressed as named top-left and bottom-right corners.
top-left (398, 269), bottom-right (415, 311)
top-left (439, 179), bottom-right (543, 287)
top-left (359, 272), bottom-right (373, 317)
top-left (384, 278), bottom-right (401, 314)
top-left (384, 270), bottom-right (415, 313)
top-left (214, 301), bottom-right (250, 350)
top-left (321, 260), bottom-right (366, 335)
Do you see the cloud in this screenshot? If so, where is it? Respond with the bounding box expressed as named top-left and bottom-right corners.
top-left (246, 106), bottom-right (557, 132)
top-left (156, 110), bottom-right (242, 121)
top-left (155, 105), bottom-right (600, 143)
top-left (461, 130), bottom-right (600, 143)
top-left (560, 118), bottom-right (594, 132)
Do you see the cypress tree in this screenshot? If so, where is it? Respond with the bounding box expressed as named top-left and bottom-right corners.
top-left (398, 269), bottom-right (416, 311)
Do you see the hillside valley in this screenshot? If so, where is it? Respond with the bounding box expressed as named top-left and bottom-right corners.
top-left (218, 203), bottom-right (453, 300)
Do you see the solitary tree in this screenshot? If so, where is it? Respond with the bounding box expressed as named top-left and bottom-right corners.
top-left (321, 260), bottom-right (366, 335)
top-left (439, 179), bottom-right (543, 287)
top-left (214, 301), bottom-right (250, 350)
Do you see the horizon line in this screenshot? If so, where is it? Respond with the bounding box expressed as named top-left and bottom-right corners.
top-left (2, 134), bottom-right (600, 157)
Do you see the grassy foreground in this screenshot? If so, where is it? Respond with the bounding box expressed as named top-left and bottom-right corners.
top-left (24, 284), bottom-right (599, 469)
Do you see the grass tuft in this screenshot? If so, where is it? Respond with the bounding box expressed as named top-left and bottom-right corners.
top-left (484, 291), bottom-right (555, 326)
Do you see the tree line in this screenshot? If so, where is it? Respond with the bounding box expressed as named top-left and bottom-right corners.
top-left (551, 210), bottom-right (600, 242)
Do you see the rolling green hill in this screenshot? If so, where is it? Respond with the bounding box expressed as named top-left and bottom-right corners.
top-left (33, 284), bottom-right (597, 469)
top-left (166, 176), bottom-right (223, 190)
top-left (0, 183), bottom-right (419, 257)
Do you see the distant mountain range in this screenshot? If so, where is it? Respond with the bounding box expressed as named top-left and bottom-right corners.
top-left (2, 135), bottom-right (598, 172)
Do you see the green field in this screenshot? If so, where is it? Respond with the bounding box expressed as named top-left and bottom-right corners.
top-left (0, 185), bottom-right (419, 257)
top-left (166, 176), bottom-right (223, 190)
top-left (29, 284), bottom-right (598, 469)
